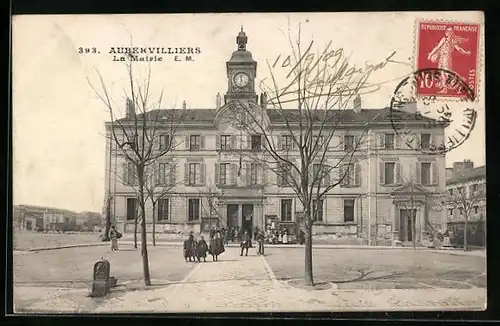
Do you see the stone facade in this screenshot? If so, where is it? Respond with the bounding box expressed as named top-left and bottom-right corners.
top-left (103, 29), bottom-right (447, 244)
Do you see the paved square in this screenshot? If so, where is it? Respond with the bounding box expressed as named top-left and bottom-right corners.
top-left (13, 244), bottom-right (486, 312)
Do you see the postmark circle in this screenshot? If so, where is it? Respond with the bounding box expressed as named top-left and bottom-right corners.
top-left (389, 68), bottom-right (477, 155)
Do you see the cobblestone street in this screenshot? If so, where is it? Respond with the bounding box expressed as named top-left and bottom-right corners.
top-left (14, 246), bottom-right (487, 313)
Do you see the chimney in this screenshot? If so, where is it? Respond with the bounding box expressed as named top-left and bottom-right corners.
top-left (353, 94), bottom-right (361, 114)
top-left (260, 92), bottom-right (268, 109)
top-left (216, 93), bottom-right (221, 110)
top-left (452, 159), bottom-right (474, 176)
top-left (182, 100), bottom-right (187, 110)
top-left (125, 98), bottom-right (135, 119)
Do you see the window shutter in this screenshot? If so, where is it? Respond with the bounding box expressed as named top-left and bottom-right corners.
top-left (122, 162), bottom-right (128, 185)
top-left (355, 162), bottom-right (361, 187)
top-left (200, 135), bottom-right (206, 150)
top-left (246, 135), bottom-right (251, 150)
top-left (215, 163), bottom-right (220, 185)
top-left (379, 162), bottom-right (385, 184)
top-left (262, 164), bottom-right (268, 185)
top-left (396, 162), bottom-right (401, 184)
top-left (415, 162), bottom-right (421, 184)
top-left (431, 161), bottom-right (438, 185)
top-left (184, 162), bottom-right (189, 185)
top-left (231, 135), bottom-right (237, 150)
top-left (154, 163), bottom-right (160, 186)
top-left (394, 134), bottom-right (400, 149)
top-left (169, 163), bottom-right (176, 186)
top-left (216, 135), bottom-right (221, 150)
top-left (276, 166), bottom-right (283, 187)
top-left (323, 165), bottom-right (331, 187)
top-left (245, 163), bottom-right (251, 185)
top-left (330, 135), bottom-right (340, 151)
top-left (154, 135), bottom-right (160, 150)
top-left (378, 133), bottom-right (385, 148)
top-left (185, 135), bottom-right (190, 149)
top-left (353, 135), bottom-right (358, 151)
top-left (200, 162), bottom-right (206, 185)
top-left (340, 165), bottom-right (348, 186)
top-left (435, 133), bottom-right (444, 149)
top-left (230, 164), bottom-right (237, 185)
top-left (277, 135), bottom-right (282, 150)
top-left (430, 134), bottom-right (435, 149)
top-left (165, 134), bottom-right (171, 151)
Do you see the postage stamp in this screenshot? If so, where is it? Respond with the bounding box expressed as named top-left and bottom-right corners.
top-left (416, 21), bottom-right (480, 99)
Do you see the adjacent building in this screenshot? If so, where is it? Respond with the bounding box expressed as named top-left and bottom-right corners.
top-left (104, 29), bottom-right (447, 244)
top-left (13, 205), bottom-right (77, 231)
top-left (445, 160), bottom-right (486, 222)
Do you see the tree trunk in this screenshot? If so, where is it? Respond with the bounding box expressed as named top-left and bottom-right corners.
top-left (103, 197), bottom-right (112, 241)
top-left (412, 216), bottom-right (416, 250)
top-left (304, 215), bottom-right (314, 286)
top-left (134, 215), bottom-right (138, 249)
top-left (152, 202), bottom-right (156, 247)
top-left (464, 218), bottom-right (468, 251)
top-left (140, 201), bottom-right (151, 286)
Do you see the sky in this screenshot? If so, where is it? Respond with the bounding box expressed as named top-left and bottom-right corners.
top-left (12, 12), bottom-right (485, 212)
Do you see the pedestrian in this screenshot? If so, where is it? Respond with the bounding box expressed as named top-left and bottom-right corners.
top-left (253, 226), bottom-right (259, 240)
top-left (240, 230), bottom-right (250, 256)
top-left (209, 231), bottom-right (224, 261)
top-left (183, 232), bottom-right (196, 262)
top-left (299, 229), bottom-right (305, 245)
top-left (282, 229), bottom-right (289, 244)
top-left (109, 225), bottom-right (121, 251)
top-left (196, 235), bottom-right (209, 262)
top-left (256, 230), bottom-right (265, 255)
top-left (223, 228), bottom-right (229, 245)
top-left (209, 226), bottom-right (216, 239)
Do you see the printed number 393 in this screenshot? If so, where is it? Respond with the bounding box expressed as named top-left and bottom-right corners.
top-left (78, 47), bottom-right (99, 54)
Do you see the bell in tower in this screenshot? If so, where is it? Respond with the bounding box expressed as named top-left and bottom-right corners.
top-left (236, 26), bottom-right (248, 51)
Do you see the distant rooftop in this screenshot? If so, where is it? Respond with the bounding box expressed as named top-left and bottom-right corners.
top-left (15, 204), bottom-right (78, 215)
top-left (446, 165), bottom-right (486, 185)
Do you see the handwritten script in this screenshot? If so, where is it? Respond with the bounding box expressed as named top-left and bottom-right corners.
top-left (262, 40), bottom-right (399, 104)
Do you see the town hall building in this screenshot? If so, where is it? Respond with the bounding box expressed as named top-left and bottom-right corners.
top-left (104, 28), bottom-right (447, 244)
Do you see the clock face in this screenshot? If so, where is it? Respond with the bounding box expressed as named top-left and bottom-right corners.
top-left (233, 72), bottom-right (249, 87)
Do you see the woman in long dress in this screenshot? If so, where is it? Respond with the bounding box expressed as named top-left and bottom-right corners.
top-left (109, 226), bottom-right (119, 251)
top-left (209, 231), bottom-right (224, 261)
top-left (196, 236), bottom-right (209, 262)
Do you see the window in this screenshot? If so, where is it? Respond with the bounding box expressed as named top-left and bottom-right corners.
top-left (282, 135), bottom-right (293, 150)
top-left (159, 134), bottom-right (170, 150)
top-left (219, 163), bottom-right (229, 185)
top-left (448, 189), bottom-right (453, 196)
top-left (126, 198), bottom-right (137, 220)
top-left (458, 186), bottom-right (464, 194)
top-left (342, 163), bottom-right (355, 186)
top-left (420, 133), bottom-right (431, 149)
top-left (279, 164), bottom-right (292, 187)
top-left (127, 162), bottom-right (136, 185)
top-left (188, 163), bottom-right (199, 185)
top-left (448, 208), bottom-right (454, 216)
top-left (471, 184), bottom-right (478, 194)
top-left (344, 199), bottom-right (355, 222)
top-left (221, 135), bottom-right (231, 150)
top-left (344, 135), bottom-right (354, 151)
top-left (158, 163), bottom-right (168, 185)
top-left (250, 163), bottom-right (258, 185)
top-left (313, 135), bottom-right (324, 148)
top-left (281, 199), bottom-right (293, 221)
top-left (385, 133), bottom-right (395, 149)
top-left (459, 208), bottom-right (463, 215)
top-left (421, 162), bottom-right (431, 185)
top-left (251, 135), bottom-right (262, 151)
top-left (313, 199), bottom-right (323, 222)
top-left (384, 162), bottom-right (395, 184)
top-left (188, 199), bottom-right (200, 221)
top-left (474, 206), bottom-right (479, 214)
top-left (157, 198), bottom-right (169, 221)
top-left (190, 135), bottom-right (201, 151)
top-left (313, 164), bottom-right (321, 181)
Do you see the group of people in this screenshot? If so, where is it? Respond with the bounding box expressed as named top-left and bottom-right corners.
top-left (183, 230), bottom-right (225, 262)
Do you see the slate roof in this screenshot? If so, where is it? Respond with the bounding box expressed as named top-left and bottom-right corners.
top-left (446, 166), bottom-right (486, 185)
top-left (118, 107), bottom-right (437, 125)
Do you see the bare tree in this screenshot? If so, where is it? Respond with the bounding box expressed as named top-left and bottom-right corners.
top-left (227, 24), bottom-right (383, 286)
top-left (392, 180), bottom-right (422, 250)
top-left (144, 157), bottom-right (180, 246)
top-left (201, 180), bottom-right (224, 232)
top-left (445, 185), bottom-right (484, 251)
top-left (88, 59), bottom-right (186, 285)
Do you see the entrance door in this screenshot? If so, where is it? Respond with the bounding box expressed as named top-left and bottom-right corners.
top-left (227, 204), bottom-right (239, 231)
top-left (242, 204), bottom-right (254, 238)
top-left (399, 209), bottom-right (416, 242)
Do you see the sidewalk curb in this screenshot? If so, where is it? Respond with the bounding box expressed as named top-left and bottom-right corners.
top-left (15, 241), bottom-right (485, 257)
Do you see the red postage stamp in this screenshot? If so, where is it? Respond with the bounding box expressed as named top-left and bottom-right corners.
top-left (416, 21), bottom-right (480, 99)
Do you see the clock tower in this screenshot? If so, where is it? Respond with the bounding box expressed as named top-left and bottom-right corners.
top-left (224, 27), bottom-right (258, 105)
